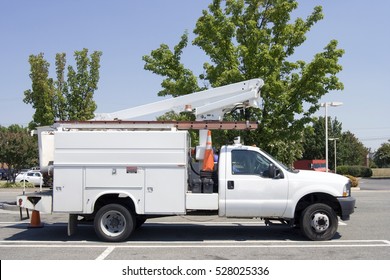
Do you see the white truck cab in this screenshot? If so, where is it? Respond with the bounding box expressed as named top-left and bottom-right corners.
top-left (217, 144), bottom-right (354, 240)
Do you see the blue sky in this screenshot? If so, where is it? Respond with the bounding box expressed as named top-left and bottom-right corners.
top-left (1, 0), bottom-right (389, 151)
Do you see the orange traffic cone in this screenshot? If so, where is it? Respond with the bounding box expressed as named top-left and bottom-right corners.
top-left (202, 130), bottom-right (215, 171)
top-left (28, 210), bottom-right (43, 228)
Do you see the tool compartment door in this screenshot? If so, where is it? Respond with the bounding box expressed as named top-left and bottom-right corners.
top-left (144, 167), bottom-right (186, 214)
top-left (53, 167), bottom-right (83, 212)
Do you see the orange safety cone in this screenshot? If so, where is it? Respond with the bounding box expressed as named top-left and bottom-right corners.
top-left (28, 210), bottom-right (44, 228)
top-left (202, 130), bottom-right (215, 171)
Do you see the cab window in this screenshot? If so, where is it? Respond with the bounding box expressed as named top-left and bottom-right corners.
top-left (231, 150), bottom-right (272, 177)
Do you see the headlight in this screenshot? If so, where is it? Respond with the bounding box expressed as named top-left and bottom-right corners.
top-left (343, 180), bottom-right (351, 197)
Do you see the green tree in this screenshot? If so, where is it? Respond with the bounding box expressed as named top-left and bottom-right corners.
top-left (53, 53), bottom-right (68, 121)
top-left (143, 0), bottom-right (344, 163)
top-left (23, 54), bottom-right (55, 128)
top-left (0, 125), bottom-right (38, 181)
top-left (24, 48), bottom-right (102, 128)
top-left (373, 140), bottom-right (390, 168)
top-left (143, 31), bottom-right (202, 97)
top-left (301, 117), bottom-right (368, 170)
top-left (338, 131), bottom-right (369, 166)
top-left (66, 49), bottom-right (102, 120)
top-left (302, 116), bottom-right (342, 169)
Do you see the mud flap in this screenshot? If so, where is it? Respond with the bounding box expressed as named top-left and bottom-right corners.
top-left (67, 214), bottom-right (78, 236)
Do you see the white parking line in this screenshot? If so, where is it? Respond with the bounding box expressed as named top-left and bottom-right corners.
top-left (0, 239), bottom-right (389, 248)
top-left (95, 246), bottom-right (115, 260)
top-left (1, 239), bottom-right (389, 261)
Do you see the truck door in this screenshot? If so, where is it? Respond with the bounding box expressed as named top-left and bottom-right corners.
top-left (224, 149), bottom-right (288, 217)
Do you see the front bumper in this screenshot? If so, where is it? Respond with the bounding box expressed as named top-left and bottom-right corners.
top-left (337, 196), bottom-right (356, 221)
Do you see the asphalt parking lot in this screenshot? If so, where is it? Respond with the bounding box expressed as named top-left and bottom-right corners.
top-left (0, 179), bottom-right (390, 260)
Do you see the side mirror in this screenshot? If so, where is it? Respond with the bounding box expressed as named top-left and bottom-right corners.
top-left (268, 164), bottom-right (284, 179)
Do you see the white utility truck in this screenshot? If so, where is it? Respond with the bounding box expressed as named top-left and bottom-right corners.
top-left (17, 79), bottom-right (355, 242)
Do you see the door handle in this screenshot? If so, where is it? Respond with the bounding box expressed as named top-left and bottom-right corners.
top-left (227, 180), bottom-right (234, 190)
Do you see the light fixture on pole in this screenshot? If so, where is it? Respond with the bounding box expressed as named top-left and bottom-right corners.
top-left (329, 137), bottom-right (339, 173)
top-left (321, 102), bottom-right (343, 172)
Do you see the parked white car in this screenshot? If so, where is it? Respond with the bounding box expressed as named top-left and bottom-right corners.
top-left (15, 171), bottom-right (43, 186)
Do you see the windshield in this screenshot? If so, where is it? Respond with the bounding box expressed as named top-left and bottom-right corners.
top-left (259, 149), bottom-right (297, 173)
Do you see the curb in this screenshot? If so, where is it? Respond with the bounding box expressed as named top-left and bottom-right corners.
top-left (0, 202), bottom-right (19, 212)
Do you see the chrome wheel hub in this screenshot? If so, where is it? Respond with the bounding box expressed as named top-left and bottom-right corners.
top-left (101, 210), bottom-right (126, 237)
top-left (311, 212), bottom-right (330, 233)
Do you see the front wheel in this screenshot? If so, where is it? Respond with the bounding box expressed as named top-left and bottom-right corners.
top-left (300, 203), bottom-right (338, 241)
top-left (94, 204), bottom-right (135, 242)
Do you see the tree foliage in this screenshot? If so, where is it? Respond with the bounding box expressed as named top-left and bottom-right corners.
top-left (24, 48), bottom-right (102, 128)
top-left (301, 117), bottom-right (368, 170)
top-left (337, 131), bottom-right (369, 167)
top-left (66, 49), bottom-right (102, 120)
top-left (302, 116), bottom-right (342, 168)
top-left (0, 125), bottom-right (38, 181)
top-left (143, 0), bottom-right (344, 163)
top-left (23, 54), bottom-right (55, 127)
top-left (143, 32), bottom-right (202, 97)
top-left (374, 141), bottom-right (390, 168)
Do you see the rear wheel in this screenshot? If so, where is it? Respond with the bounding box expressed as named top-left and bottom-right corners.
top-left (300, 203), bottom-right (338, 241)
top-left (94, 204), bottom-right (135, 242)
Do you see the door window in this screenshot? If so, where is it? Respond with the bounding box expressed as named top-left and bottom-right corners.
top-left (231, 150), bottom-right (271, 177)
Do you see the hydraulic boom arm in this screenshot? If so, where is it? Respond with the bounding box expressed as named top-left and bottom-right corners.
top-left (94, 79), bottom-right (264, 121)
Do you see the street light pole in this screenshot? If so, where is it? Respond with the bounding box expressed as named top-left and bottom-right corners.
top-left (321, 102), bottom-right (343, 172)
top-left (329, 137), bottom-right (339, 173)
top-left (325, 104), bottom-right (329, 172)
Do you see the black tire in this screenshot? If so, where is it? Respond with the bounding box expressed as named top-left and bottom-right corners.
top-left (300, 203), bottom-right (338, 241)
top-left (94, 203), bottom-right (135, 242)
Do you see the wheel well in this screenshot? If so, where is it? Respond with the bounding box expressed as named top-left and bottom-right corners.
top-left (294, 193), bottom-right (341, 222)
top-left (93, 193), bottom-right (136, 215)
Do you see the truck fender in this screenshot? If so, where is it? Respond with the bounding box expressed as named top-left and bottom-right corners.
top-left (89, 191), bottom-right (141, 215)
top-left (290, 192), bottom-right (341, 223)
